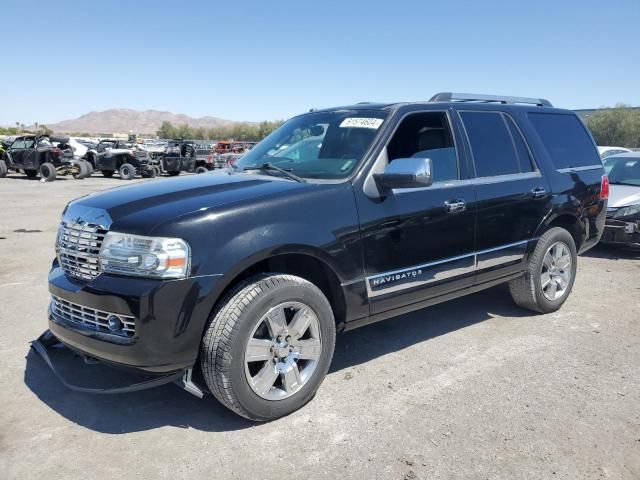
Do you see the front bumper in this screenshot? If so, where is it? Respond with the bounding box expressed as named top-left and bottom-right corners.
top-left (601, 219), bottom-right (640, 249)
top-left (48, 265), bottom-right (222, 373)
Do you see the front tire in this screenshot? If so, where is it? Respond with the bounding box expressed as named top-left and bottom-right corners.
top-left (102, 169), bottom-right (114, 178)
top-left (0, 159), bottom-right (7, 178)
top-left (201, 274), bottom-right (336, 421)
top-left (509, 227), bottom-right (577, 313)
top-left (119, 163), bottom-right (136, 180)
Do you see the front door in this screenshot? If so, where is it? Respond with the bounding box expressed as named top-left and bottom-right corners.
top-left (355, 110), bottom-right (477, 315)
top-left (6, 138), bottom-right (26, 167)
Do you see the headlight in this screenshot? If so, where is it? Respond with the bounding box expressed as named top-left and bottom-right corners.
top-left (613, 203), bottom-right (640, 219)
top-left (99, 232), bottom-right (190, 279)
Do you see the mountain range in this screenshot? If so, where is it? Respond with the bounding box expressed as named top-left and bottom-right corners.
top-left (42, 109), bottom-right (238, 135)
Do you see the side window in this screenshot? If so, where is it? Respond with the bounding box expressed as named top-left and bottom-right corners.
top-left (11, 139), bottom-right (26, 149)
top-left (387, 112), bottom-right (458, 182)
top-left (460, 111), bottom-right (524, 177)
top-left (505, 115), bottom-right (535, 173)
top-left (528, 112), bottom-right (601, 169)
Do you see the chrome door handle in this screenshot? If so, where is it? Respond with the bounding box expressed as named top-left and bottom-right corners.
top-left (531, 187), bottom-right (546, 198)
top-left (444, 199), bottom-right (466, 214)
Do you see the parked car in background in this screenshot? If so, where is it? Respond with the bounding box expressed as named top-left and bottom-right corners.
top-left (213, 140), bottom-right (252, 154)
top-left (140, 140), bottom-right (166, 159)
top-left (84, 139), bottom-right (159, 179)
top-left (0, 134), bottom-right (91, 181)
top-left (601, 152), bottom-right (640, 249)
top-left (37, 93), bottom-right (607, 421)
top-left (67, 138), bottom-right (88, 158)
top-left (598, 146), bottom-right (632, 159)
top-left (76, 139), bottom-right (98, 150)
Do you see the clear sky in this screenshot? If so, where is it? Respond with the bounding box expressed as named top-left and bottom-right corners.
top-left (2, 0), bottom-right (638, 125)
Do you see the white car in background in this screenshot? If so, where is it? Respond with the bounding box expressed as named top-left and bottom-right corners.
top-left (601, 152), bottom-right (640, 249)
top-left (598, 146), bottom-right (632, 159)
top-left (68, 138), bottom-right (88, 158)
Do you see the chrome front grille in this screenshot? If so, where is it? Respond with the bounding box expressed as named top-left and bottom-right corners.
top-left (56, 220), bottom-right (108, 280)
top-left (50, 295), bottom-right (135, 337)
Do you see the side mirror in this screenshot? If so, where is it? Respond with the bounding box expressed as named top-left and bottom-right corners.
top-left (374, 157), bottom-right (433, 191)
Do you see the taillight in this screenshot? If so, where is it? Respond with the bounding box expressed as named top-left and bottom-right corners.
top-left (600, 175), bottom-right (609, 200)
top-left (51, 147), bottom-right (62, 157)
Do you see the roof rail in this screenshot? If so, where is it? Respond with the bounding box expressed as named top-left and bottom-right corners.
top-left (430, 92), bottom-right (553, 107)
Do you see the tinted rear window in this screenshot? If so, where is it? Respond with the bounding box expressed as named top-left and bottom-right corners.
top-left (528, 113), bottom-right (601, 169)
top-left (460, 111), bottom-right (523, 177)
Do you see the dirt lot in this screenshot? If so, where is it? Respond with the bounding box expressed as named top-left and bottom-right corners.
top-left (0, 172), bottom-right (639, 480)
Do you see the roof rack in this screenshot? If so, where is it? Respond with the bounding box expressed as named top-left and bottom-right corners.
top-left (429, 92), bottom-right (552, 107)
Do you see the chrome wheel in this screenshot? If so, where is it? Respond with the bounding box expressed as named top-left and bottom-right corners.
top-left (541, 241), bottom-right (572, 301)
top-left (244, 302), bottom-right (322, 400)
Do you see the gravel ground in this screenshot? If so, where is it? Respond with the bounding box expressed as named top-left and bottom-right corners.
top-left (0, 172), bottom-right (639, 480)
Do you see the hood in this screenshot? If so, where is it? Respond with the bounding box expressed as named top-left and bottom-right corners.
top-left (68, 170), bottom-right (309, 235)
top-left (609, 184), bottom-right (640, 208)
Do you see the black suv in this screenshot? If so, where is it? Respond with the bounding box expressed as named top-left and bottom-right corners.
top-left (39, 93), bottom-right (607, 421)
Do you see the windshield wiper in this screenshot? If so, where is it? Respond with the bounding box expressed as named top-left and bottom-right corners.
top-left (243, 163), bottom-right (306, 183)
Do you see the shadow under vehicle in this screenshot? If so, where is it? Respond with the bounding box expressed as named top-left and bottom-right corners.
top-left (84, 139), bottom-right (160, 179)
top-left (0, 134), bottom-right (91, 181)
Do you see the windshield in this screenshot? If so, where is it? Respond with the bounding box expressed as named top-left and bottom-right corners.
top-left (607, 157), bottom-right (640, 186)
top-left (234, 110), bottom-right (388, 179)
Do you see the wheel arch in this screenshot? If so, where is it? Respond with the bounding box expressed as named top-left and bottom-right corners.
top-left (205, 247), bottom-right (348, 332)
top-left (535, 212), bottom-right (584, 251)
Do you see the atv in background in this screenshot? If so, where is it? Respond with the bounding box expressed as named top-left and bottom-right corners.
top-left (160, 140), bottom-right (197, 176)
top-left (0, 134), bottom-right (91, 181)
top-left (84, 139), bottom-right (160, 179)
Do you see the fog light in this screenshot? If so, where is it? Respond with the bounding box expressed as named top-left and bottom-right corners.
top-left (107, 315), bottom-right (123, 333)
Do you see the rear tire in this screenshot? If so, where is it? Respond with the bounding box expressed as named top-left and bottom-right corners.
top-left (201, 274), bottom-right (336, 421)
top-left (509, 227), bottom-right (577, 313)
top-left (39, 162), bottom-right (57, 182)
top-left (195, 166), bottom-right (208, 174)
top-left (0, 159), bottom-right (7, 178)
top-left (83, 160), bottom-right (94, 176)
top-left (168, 171), bottom-right (180, 176)
top-left (25, 169), bottom-right (38, 178)
top-left (71, 160), bottom-right (90, 179)
top-left (119, 163), bottom-right (136, 180)
top-left (102, 170), bottom-right (114, 178)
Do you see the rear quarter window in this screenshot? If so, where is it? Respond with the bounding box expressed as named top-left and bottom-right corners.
top-left (528, 113), bottom-right (601, 169)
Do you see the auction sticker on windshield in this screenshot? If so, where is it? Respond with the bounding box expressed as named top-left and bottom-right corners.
top-left (339, 118), bottom-right (384, 129)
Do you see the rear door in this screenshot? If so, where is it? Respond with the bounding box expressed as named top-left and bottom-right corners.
top-left (456, 109), bottom-right (551, 284)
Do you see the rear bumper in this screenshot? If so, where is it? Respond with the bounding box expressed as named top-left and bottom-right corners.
top-left (48, 265), bottom-right (223, 373)
top-left (601, 219), bottom-right (640, 249)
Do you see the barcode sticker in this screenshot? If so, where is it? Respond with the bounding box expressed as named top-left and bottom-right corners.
top-left (339, 118), bottom-right (384, 129)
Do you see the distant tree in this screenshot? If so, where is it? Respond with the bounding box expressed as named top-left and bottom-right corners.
top-left (587, 105), bottom-right (640, 148)
top-left (157, 121), bottom-right (176, 139)
top-left (155, 120), bottom-right (285, 142)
